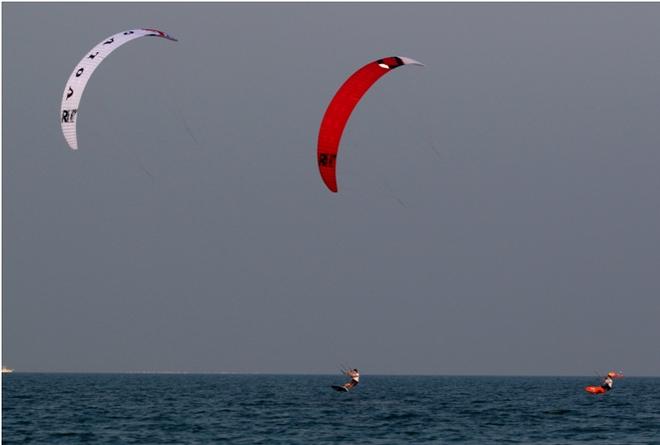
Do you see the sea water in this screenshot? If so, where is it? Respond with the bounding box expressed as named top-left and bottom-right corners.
top-left (3, 374), bottom-right (659, 444)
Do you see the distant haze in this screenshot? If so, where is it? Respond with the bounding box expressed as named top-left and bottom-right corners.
top-left (3, 3), bottom-right (660, 376)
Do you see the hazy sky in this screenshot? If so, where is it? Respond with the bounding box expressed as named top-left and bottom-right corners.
top-left (4, 3), bottom-right (660, 375)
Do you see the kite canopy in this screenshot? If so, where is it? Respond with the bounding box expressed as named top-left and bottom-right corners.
top-left (317, 56), bottom-right (424, 193)
top-left (60, 28), bottom-right (177, 150)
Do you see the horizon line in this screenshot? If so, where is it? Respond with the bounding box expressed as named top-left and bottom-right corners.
top-left (3, 371), bottom-right (657, 378)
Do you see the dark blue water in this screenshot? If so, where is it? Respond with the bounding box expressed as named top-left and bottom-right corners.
top-left (3, 374), bottom-right (659, 444)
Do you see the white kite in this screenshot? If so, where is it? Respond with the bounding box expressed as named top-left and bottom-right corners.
top-left (60, 28), bottom-right (177, 150)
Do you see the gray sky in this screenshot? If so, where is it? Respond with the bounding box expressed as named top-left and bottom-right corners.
top-left (3, 3), bottom-right (660, 375)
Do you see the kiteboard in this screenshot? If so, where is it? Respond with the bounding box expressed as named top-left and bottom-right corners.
top-left (585, 386), bottom-right (607, 394)
top-left (331, 385), bottom-right (349, 392)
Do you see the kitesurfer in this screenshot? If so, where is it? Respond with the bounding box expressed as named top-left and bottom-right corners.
top-left (585, 370), bottom-right (622, 394)
top-left (601, 372), bottom-right (615, 392)
top-left (341, 368), bottom-right (360, 390)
